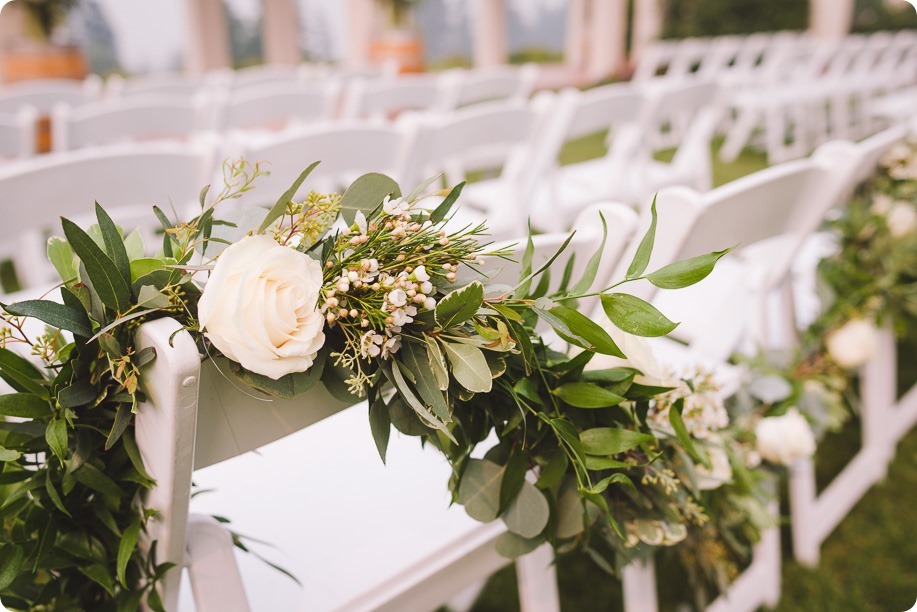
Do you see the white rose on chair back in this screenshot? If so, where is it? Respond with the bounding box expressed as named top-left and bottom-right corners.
top-left (198, 234), bottom-right (326, 379)
top-left (755, 408), bottom-right (816, 466)
top-left (824, 318), bottom-right (878, 369)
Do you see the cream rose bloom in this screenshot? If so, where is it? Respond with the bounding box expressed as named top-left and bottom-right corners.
top-left (198, 234), bottom-right (326, 380)
top-left (825, 318), bottom-right (878, 369)
top-left (755, 408), bottom-right (816, 466)
top-left (695, 438), bottom-right (733, 490)
top-left (886, 202), bottom-right (916, 238)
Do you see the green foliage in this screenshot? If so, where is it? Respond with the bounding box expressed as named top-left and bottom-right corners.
top-left (663, 0), bottom-right (808, 38)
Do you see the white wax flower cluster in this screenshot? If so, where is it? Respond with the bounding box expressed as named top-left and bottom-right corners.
top-left (755, 408), bottom-right (817, 466)
top-left (198, 234), bottom-right (326, 380)
top-left (825, 318), bottom-right (878, 369)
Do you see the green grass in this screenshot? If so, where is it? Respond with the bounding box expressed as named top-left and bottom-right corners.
top-left (466, 138), bottom-right (917, 611)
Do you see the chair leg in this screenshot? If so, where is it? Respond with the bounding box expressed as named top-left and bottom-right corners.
top-left (719, 107), bottom-right (759, 163)
top-left (622, 557), bottom-right (658, 612)
top-left (185, 514), bottom-right (252, 612)
top-left (516, 544), bottom-right (560, 612)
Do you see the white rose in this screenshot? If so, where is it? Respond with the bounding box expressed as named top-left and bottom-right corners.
top-left (755, 408), bottom-right (816, 466)
top-left (198, 234), bottom-right (326, 380)
top-left (825, 318), bottom-right (878, 369)
top-left (886, 202), bottom-right (916, 238)
top-left (694, 439), bottom-right (733, 490)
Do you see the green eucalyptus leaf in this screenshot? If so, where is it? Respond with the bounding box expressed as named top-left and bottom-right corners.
top-left (259, 161), bottom-right (321, 233)
top-left (58, 380), bottom-right (97, 408)
top-left (646, 247), bottom-right (734, 289)
top-left (0, 394), bottom-right (51, 419)
top-left (499, 450), bottom-right (528, 516)
top-left (494, 532), bottom-right (543, 558)
top-left (580, 427), bottom-right (654, 455)
top-left (600, 293), bottom-right (678, 337)
top-left (443, 342), bottom-right (492, 393)
top-left (457, 459), bottom-right (503, 522)
top-left (339, 172), bottom-right (401, 225)
top-left (501, 481), bottom-right (549, 538)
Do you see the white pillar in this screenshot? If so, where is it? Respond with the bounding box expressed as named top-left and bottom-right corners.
top-left (185, 0), bottom-right (232, 75)
top-left (345, 0), bottom-right (376, 68)
top-left (0, 2), bottom-right (28, 83)
top-left (262, 0), bottom-right (302, 66)
top-left (632, 0), bottom-right (664, 66)
top-left (471, 0), bottom-right (508, 67)
top-left (565, 0), bottom-right (588, 72)
top-left (586, 0), bottom-right (628, 80)
top-left (809, 0), bottom-right (855, 41)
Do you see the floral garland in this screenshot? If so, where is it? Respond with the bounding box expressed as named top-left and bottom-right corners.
top-left (0, 159), bottom-right (766, 609)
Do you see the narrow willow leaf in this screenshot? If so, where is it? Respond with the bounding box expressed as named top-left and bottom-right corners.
top-left (491, 302), bottom-right (524, 323)
top-left (62, 218), bottom-right (131, 312)
top-left (513, 229), bottom-right (535, 299)
top-left (584, 456), bottom-right (630, 470)
top-left (2, 299), bottom-right (92, 338)
top-left (646, 247), bottom-right (734, 289)
top-left (117, 521), bottom-right (142, 587)
top-left (570, 212), bottom-right (608, 295)
top-left (389, 361), bottom-right (454, 442)
top-left (580, 427), bottom-right (654, 455)
top-left (0, 544), bottom-right (24, 590)
top-left (669, 399), bottom-right (707, 466)
top-left (259, 161), bottom-right (321, 233)
top-left (79, 563), bottom-right (115, 596)
top-left (46, 418), bottom-right (69, 464)
top-left (405, 173), bottom-right (442, 202)
top-left (401, 341), bottom-right (450, 421)
top-left (502, 481), bottom-right (549, 538)
top-left (44, 470), bottom-right (71, 517)
top-left (47, 236), bottom-right (77, 283)
top-left (429, 181), bottom-right (465, 223)
top-left (554, 383), bottom-right (625, 409)
top-left (590, 473), bottom-right (636, 494)
top-left (368, 397), bottom-right (391, 464)
top-left (122, 432), bottom-right (154, 484)
top-left (424, 336), bottom-right (449, 391)
top-left (443, 342), bottom-right (492, 393)
top-left (339, 172), bottom-right (402, 225)
top-left (626, 195), bottom-right (658, 279)
top-left (0, 394), bottom-right (51, 419)
top-left (95, 202), bottom-right (131, 286)
top-left (601, 293), bottom-right (678, 337)
top-left (73, 462), bottom-right (126, 497)
top-left (105, 403), bottom-right (132, 450)
top-left (537, 305), bottom-right (624, 357)
top-left (499, 450), bottom-right (528, 516)
top-left (0, 347), bottom-right (48, 398)
top-left (514, 231), bottom-right (577, 298)
top-left (435, 281), bottom-right (484, 330)
top-left (457, 459), bottom-right (503, 522)
top-left (58, 380), bottom-right (97, 408)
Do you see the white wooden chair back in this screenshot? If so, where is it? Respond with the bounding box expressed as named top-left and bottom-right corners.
top-left (136, 205), bottom-right (634, 612)
top-left (340, 74), bottom-right (451, 121)
top-left (0, 143), bottom-right (213, 288)
top-left (216, 82), bottom-right (340, 132)
top-left (0, 77), bottom-right (101, 114)
top-left (51, 97), bottom-right (210, 152)
top-left (229, 124), bottom-right (410, 209)
top-left (812, 124), bottom-right (909, 201)
top-left (228, 64), bottom-right (305, 91)
top-left (106, 73), bottom-right (203, 100)
top-left (0, 107), bottom-right (37, 159)
top-left (443, 63), bottom-right (539, 109)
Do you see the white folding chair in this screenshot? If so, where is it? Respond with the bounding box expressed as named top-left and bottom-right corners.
top-left (51, 97), bottom-right (211, 152)
top-left (0, 107), bottom-right (37, 160)
top-left (0, 142), bottom-right (213, 289)
top-left (340, 74), bottom-right (453, 122)
top-left (441, 63), bottom-right (539, 109)
top-left (525, 83), bottom-right (645, 229)
top-left (0, 77), bottom-right (102, 114)
top-left (215, 82), bottom-right (341, 133)
top-left (105, 73), bottom-right (205, 101)
top-left (400, 99), bottom-right (553, 240)
top-left (136, 204), bottom-right (639, 612)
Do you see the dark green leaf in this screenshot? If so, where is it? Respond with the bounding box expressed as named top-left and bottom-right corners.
top-left (0, 347), bottom-right (48, 398)
top-left (230, 350), bottom-right (325, 400)
top-left (45, 470), bottom-right (71, 517)
top-left (339, 172), bottom-right (401, 224)
top-left (400, 342), bottom-right (450, 422)
top-left (0, 394), bottom-right (51, 419)
top-left (0, 544), bottom-right (24, 590)
top-left (669, 399), bottom-right (707, 466)
top-left (58, 380), bottom-right (97, 408)
top-left (79, 563), bottom-right (115, 596)
top-left (646, 247), bottom-right (734, 289)
top-left (570, 212), bottom-right (608, 295)
top-left (117, 521), bottom-right (142, 587)
top-left (580, 427), bottom-right (654, 455)
top-left (62, 218), bottom-right (131, 312)
top-left (626, 194), bottom-right (657, 279)
top-left (601, 293), bottom-right (678, 337)
top-left (554, 383), bottom-right (625, 408)
top-left (590, 473), bottom-right (637, 494)
top-left (105, 403), bottom-right (132, 451)
top-left (95, 202), bottom-right (131, 286)
top-left (122, 432), bottom-right (154, 484)
top-left (73, 462), bottom-right (125, 497)
top-left (430, 181), bottom-right (465, 223)
top-left (368, 397), bottom-right (391, 464)
top-left (513, 229), bottom-right (535, 299)
top-left (2, 299), bottom-right (93, 338)
top-left (259, 161), bottom-right (321, 233)
top-left (46, 417), bottom-right (68, 464)
top-left (499, 449), bottom-right (528, 516)
top-left (537, 305), bottom-right (624, 357)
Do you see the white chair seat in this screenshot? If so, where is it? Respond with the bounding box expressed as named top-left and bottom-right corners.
top-left (182, 399), bottom-right (501, 612)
